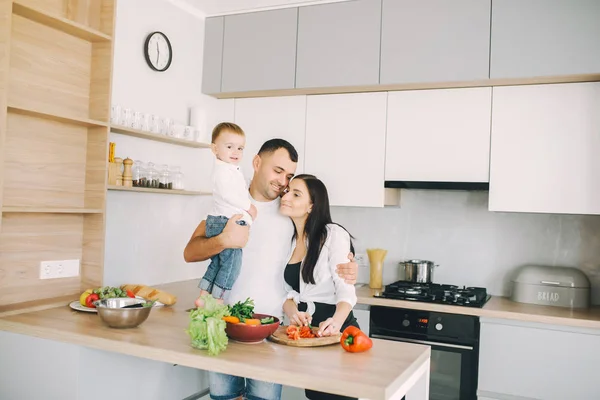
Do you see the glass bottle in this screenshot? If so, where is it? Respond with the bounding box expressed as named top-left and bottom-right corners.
top-left (132, 160), bottom-right (145, 187)
top-left (146, 162), bottom-right (159, 188)
top-left (171, 166), bottom-right (184, 190)
top-left (159, 164), bottom-right (171, 189)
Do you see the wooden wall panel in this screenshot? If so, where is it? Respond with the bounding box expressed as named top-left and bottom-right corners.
top-left (81, 213), bottom-right (104, 290)
top-left (84, 127), bottom-right (108, 210)
top-left (9, 14), bottom-right (91, 119)
top-left (0, 213), bottom-right (83, 305)
top-left (99, 0), bottom-right (115, 37)
top-left (0, 0), bottom-right (13, 229)
top-left (3, 112), bottom-right (87, 209)
top-left (89, 42), bottom-right (112, 122)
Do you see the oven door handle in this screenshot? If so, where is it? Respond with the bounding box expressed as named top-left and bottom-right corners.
top-left (371, 334), bottom-right (474, 350)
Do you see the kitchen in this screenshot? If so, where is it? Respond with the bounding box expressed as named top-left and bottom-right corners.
top-left (1, 0), bottom-right (600, 399)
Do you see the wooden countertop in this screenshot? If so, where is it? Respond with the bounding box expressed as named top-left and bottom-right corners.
top-left (356, 286), bottom-right (600, 330)
top-left (0, 280), bottom-right (430, 400)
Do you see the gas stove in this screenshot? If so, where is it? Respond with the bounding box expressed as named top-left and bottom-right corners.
top-left (374, 280), bottom-right (491, 308)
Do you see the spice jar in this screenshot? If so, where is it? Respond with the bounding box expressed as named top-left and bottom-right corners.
top-left (146, 162), bottom-right (159, 188)
top-left (171, 166), bottom-right (184, 190)
top-left (132, 160), bottom-right (146, 187)
top-left (159, 164), bottom-right (172, 189)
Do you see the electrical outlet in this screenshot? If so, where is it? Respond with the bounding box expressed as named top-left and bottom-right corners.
top-left (39, 260), bottom-right (80, 279)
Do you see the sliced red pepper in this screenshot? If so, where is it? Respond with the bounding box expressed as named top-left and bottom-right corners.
top-left (126, 290), bottom-right (135, 298)
top-left (340, 326), bottom-right (373, 353)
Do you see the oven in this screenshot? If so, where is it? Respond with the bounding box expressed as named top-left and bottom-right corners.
top-left (370, 306), bottom-right (480, 400)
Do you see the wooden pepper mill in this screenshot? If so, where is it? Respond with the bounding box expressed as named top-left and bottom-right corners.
top-left (113, 157), bottom-right (123, 186)
top-left (122, 158), bottom-right (133, 187)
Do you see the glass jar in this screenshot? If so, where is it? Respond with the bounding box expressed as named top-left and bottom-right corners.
top-left (159, 164), bottom-right (172, 189)
top-left (132, 160), bottom-right (146, 187)
top-left (146, 162), bottom-right (159, 188)
top-left (171, 166), bottom-right (184, 190)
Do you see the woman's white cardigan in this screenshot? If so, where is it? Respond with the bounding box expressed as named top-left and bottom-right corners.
top-left (283, 224), bottom-right (358, 316)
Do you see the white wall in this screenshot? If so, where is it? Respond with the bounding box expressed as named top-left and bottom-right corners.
top-left (331, 190), bottom-right (600, 303)
top-left (104, 0), bottom-right (233, 287)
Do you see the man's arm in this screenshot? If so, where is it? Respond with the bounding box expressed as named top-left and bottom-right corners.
top-left (183, 215), bottom-right (249, 262)
top-left (336, 253), bottom-right (358, 284)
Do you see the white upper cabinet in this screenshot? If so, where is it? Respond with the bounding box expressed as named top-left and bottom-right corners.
top-left (489, 82), bottom-right (600, 215)
top-left (385, 88), bottom-right (492, 182)
top-left (233, 96), bottom-right (306, 181)
top-left (305, 93), bottom-right (387, 207)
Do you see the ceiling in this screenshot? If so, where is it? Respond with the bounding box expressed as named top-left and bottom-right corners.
top-left (181, 0), bottom-right (351, 16)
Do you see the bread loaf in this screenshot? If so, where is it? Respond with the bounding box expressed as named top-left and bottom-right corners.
top-left (120, 284), bottom-right (177, 306)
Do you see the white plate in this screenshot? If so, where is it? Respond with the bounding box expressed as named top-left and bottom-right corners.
top-left (68, 297), bottom-right (164, 313)
top-left (69, 301), bottom-right (97, 313)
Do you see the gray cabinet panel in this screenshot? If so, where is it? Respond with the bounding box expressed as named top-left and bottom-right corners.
top-left (221, 8), bottom-right (298, 92)
top-left (296, 0), bottom-right (381, 88)
top-left (491, 0), bottom-right (600, 78)
top-left (380, 0), bottom-right (491, 84)
top-left (201, 17), bottom-right (223, 95)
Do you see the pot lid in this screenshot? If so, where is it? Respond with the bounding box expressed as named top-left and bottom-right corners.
top-left (511, 265), bottom-right (590, 288)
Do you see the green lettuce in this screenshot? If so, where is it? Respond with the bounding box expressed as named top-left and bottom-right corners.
top-left (186, 295), bottom-right (230, 356)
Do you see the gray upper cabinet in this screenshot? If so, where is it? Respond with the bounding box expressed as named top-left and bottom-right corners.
top-left (221, 8), bottom-right (298, 92)
top-left (295, 0), bottom-right (382, 88)
top-left (491, 0), bottom-right (600, 78)
top-left (380, 0), bottom-right (491, 84)
top-left (202, 17), bottom-right (224, 95)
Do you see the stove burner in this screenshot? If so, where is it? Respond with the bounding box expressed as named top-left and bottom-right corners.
top-left (375, 281), bottom-right (490, 308)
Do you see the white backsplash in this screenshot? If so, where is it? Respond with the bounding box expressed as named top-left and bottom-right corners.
top-left (331, 189), bottom-right (600, 304)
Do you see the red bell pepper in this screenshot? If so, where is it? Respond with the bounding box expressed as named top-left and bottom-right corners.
top-left (340, 326), bottom-right (372, 353)
top-left (126, 290), bottom-right (135, 298)
top-left (85, 293), bottom-right (100, 308)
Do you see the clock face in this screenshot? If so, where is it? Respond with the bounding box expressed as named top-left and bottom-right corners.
top-left (145, 32), bottom-right (172, 72)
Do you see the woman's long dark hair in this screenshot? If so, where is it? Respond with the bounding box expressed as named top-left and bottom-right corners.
top-left (291, 174), bottom-right (355, 284)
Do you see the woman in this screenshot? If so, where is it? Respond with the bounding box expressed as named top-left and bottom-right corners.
top-left (280, 174), bottom-right (358, 400)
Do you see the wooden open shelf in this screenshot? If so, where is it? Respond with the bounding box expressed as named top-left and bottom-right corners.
top-left (107, 185), bottom-right (210, 196)
top-left (8, 105), bottom-right (107, 127)
top-left (2, 206), bottom-right (103, 214)
top-left (12, 1), bottom-right (111, 42)
top-left (110, 125), bottom-right (211, 149)
top-left (0, 0), bottom-right (115, 310)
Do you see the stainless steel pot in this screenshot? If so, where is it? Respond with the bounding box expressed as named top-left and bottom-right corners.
top-left (400, 259), bottom-right (438, 283)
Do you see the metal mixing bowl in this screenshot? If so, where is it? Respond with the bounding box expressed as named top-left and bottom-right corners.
top-left (94, 297), bottom-right (152, 329)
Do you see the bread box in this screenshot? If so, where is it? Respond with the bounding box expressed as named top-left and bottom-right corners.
top-left (510, 265), bottom-right (590, 308)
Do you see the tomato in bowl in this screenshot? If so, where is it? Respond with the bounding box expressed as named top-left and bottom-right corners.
top-left (224, 313), bottom-right (281, 343)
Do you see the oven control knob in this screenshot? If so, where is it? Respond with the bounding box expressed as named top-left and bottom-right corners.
top-left (435, 323), bottom-right (443, 331)
top-left (402, 319), bottom-right (410, 327)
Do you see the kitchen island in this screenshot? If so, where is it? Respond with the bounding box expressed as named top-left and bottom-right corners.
top-left (0, 281), bottom-right (430, 400)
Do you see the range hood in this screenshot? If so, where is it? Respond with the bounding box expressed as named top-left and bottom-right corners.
top-left (384, 181), bottom-right (489, 191)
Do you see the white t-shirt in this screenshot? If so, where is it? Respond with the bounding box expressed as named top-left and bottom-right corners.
top-left (226, 197), bottom-right (294, 319)
top-left (209, 159), bottom-right (253, 224)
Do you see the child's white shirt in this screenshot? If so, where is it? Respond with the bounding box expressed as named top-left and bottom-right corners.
top-left (210, 158), bottom-right (253, 224)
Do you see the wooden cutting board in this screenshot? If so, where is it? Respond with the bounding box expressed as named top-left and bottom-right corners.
top-left (268, 326), bottom-right (341, 347)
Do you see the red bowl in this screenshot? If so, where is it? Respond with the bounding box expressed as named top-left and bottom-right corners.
top-left (225, 313), bottom-right (281, 343)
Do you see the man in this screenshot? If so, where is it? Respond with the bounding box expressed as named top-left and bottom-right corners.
top-left (184, 137), bottom-right (358, 400)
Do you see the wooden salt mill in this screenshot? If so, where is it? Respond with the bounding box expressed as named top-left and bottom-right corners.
top-left (113, 157), bottom-right (123, 186)
top-left (122, 158), bottom-right (133, 187)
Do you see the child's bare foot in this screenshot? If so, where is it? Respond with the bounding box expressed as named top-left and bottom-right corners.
top-left (195, 290), bottom-right (211, 308)
top-left (215, 298), bottom-right (224, 305)
top-left (194, 297), bottom-right (205, 308)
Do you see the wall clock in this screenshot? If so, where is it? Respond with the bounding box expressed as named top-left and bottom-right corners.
top-left (144, 31), bottom-right (172, 72)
